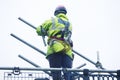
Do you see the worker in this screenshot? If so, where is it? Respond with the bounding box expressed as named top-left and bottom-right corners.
top-left (36, 5), bottom-right (74, 80)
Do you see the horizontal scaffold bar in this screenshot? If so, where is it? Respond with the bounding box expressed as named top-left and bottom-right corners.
top-left (0, 67), bottom-right (118, 73)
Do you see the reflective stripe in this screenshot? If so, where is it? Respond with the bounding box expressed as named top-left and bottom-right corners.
top-left (51, 17), bottom-right (71, 38)
top-left (51, 17), bottom-right (56, 30)
top-left (58, 18), bottom-right (70, 38)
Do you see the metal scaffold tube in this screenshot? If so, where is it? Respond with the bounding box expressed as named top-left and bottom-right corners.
top-left (18, 55), bottom-right (51, 75)
top-left (10, 33), bottom-right (46, 56)
top-left (18, 55), bottom-right (40, 67)
top-left (72, 50), bottom-right (96, 66)
top-left (18, 17), bottom-right (46, 46)
top-left (0, 67), bottom-right (118, 73)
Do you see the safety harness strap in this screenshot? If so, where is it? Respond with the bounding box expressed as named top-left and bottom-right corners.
top-left (57, 18), bottom-right (70, 38)
top-left (48, 18), bottom-right (71, 52)
top-left (51, 17), bottom-right (71, 38)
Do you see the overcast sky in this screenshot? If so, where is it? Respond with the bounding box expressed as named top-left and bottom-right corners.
top-left (0, 0), bottom-right (120, 78)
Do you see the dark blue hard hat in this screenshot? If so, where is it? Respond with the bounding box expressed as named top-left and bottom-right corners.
top-left (54, 5), bottom-right (67, 16)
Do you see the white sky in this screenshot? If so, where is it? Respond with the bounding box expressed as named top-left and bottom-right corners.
top-left (0, 0), bottom-right (120, 78)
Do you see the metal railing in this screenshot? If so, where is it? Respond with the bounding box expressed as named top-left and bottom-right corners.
top-left (4, 71), bottom-right (50, 80)
top-left (0, 67), bottom-right (120, 80)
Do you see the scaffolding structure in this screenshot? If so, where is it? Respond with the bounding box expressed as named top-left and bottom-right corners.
top-left (1, 17), bottom-right (120, 80)
top-left (0, 67), bottom-right (120, 80)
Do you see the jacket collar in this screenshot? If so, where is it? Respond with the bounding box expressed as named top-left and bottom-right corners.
top-left (56, 13), bottom-right (68, 20)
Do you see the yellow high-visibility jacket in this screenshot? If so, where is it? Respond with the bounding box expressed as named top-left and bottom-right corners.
top-left (36, 13), bottom-right (73, 59)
